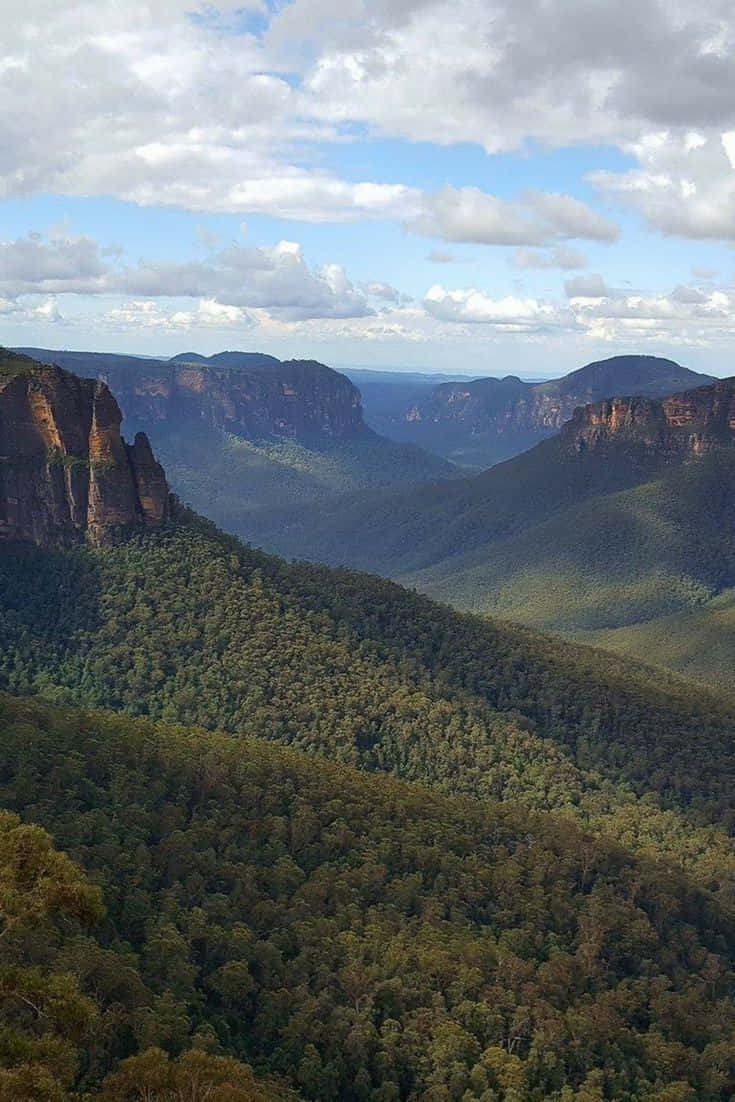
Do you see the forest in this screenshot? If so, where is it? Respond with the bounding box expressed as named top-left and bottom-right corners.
top-left (5, 690), bottom-right (735, 1100)
top-left (4, 478), bottom-right (735, 1098)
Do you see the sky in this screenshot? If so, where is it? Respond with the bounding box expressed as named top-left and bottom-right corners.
top-left (2, 1), bottom-right (735, 376)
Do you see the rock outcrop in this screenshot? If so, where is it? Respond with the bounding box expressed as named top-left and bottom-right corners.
top-left (562, 377), bottom-right (735, 458)
top-left (0, 352), bottom-right (169, 546)
top-left (404, 356), bottom-right (715, 438)
top-left (98, 357), bottom-right (367, 442)
top-left (14, 349), bottom-right (369, 443)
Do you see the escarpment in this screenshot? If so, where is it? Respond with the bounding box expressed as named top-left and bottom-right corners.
top-left (0, 352), bottom-right (169, 546)
top-left (98, 357), bottom-right (367, 442)
top-left (562, 377), bottom-right (735, 458)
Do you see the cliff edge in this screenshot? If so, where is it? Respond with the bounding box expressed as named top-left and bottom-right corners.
top-left (0, 350), bottom-right (169, 546)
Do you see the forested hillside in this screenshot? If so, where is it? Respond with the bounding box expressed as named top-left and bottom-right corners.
top-left (246, 377), bottom-right (735, 688)
top-left (6, 690), bottom-right (735, 1100)
top-left (3, 512), bottom-right (735, 888)
top-left (4, 352), bottom-right (735, 1099)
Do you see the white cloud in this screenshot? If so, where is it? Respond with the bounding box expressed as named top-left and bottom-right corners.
top-left (591, 132), bottom-right (735, 242)
top-left (423, 284), bottom-right (558, 328)
top-left (0, 0), bottom-right (665, 246)
top-left (105, 298), bottom-right (253, 333)
top-left (0, 231), bottom-right (375, 321)
top-left (283, 0), bottom-right (735, 150)
top-left (0, 232), bottom-right (107, 295)
top-left (569, 285), bottom-right (735, 345)
top-left (671, 284), bottom-right (708, 304)
top-left (412, 187), bottom-right (618, 245)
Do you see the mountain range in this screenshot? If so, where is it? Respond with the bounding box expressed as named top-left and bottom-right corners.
top-left (376, 354), bottom-right (715, 467)
top-left (13, 347), bottom-right (457, 543)
top-left (251, 372), bottom-right (735, 689)
top-left (4, 349), bottom-right (735, 1099)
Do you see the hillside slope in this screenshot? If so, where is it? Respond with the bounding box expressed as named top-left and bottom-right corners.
top-left (5, 356), bottom-right (735, 1097)
top-left (7, 691), bottom-right (735, 1100)
top-left (5, 510), bottom-right (735, 863)
top-left (249, 376), bottom-right (735, 687)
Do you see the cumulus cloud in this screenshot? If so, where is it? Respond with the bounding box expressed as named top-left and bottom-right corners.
top-left (105, 298), bottom-right (254, 333)
top-left (671, 284), bottom-right (708, 304)
top-left (287, 0), bottom-right (735, 150)
top-left (423, 284), bottom-right (558, 328)
top-left (365, 281), bottom-right (402, 302)
top-left (0, 0), bottom-right (694, 245)
top-left (0, 231), bottom-right (375, 321)
top-left (591, 132), bottom-right (735, 242)
top-left (568, 284), bottom-right (735, 346)
top-left (0, 232), bottom-right (107, 296)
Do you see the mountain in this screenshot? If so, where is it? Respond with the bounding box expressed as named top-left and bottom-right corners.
top-left (0, 348), bottom-right (169, 545)
top-left (340, 366), bottom-right (473, 438)
top-left (7, 354), bottom-right (735, 1097)
top-left (260, 375), bottom-right (735, 688)
top-left (13, 347), bottom-right (456, 542)
top-left (383, 355), bottom-right (716, 468)
top-left (17, 347), bottom-right (369, 441)
top-left (168, 349), bottom-right (282, 369)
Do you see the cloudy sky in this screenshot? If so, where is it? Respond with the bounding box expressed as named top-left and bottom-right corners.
top-left (3, 0), bottom-right (735, 375)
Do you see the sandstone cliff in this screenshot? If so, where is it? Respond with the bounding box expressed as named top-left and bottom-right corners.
top-left (98, 357), bottom-right (367, 442)
top-left (15, 349), bottom-right (369, 443)
top-left (0, 351), bottom-right (169, 546)
top-left (562, 377), bottom-right (735, 458)
top-left (404, 356), bottom-right (714, 437)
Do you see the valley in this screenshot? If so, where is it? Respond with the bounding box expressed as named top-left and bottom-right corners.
top-left (2, 349), bottom-right (735, 1100)
top-left (6, 6), bottom-right (735, 1100)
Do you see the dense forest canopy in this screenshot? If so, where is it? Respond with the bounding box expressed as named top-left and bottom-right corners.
top-left (4, 691), bottom-right (735, 1100)
top-left (2, 512), bottom-right (735, 892)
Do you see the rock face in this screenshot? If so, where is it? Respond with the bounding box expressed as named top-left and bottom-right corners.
top-left (404, 356), bottom-right (715, 438)
top-left (98, 357), bottom-right (367, 442)
top-left (0, 353), bottom-right (169, 546)
top-left (562, 377), bottom-right (735, 458)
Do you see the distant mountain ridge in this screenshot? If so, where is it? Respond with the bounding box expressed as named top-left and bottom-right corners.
top-left (388, 354), bottom-right (717, 467)
top-left (253, 371), bottom-right (735, 686)
top-left (13, 347), bottom-right (456, 542)
top-left (17, 347), bottom-right (368, 442)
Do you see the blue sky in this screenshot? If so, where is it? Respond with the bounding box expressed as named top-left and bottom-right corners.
top-left (2, 0), bottom-right (735, 376)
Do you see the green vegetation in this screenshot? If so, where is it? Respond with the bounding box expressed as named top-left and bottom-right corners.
top-left (0, 786), bottom-right (299, 1100)
top-left (6, 691), bottom-right (735, 1100)
top-left (3, 512), bottom-right (735, 884)
top-left (404, 448), bottom-right (735, 689)
top-left (245, 431), bottom-right (663, 571)
top-left (250, 423), bottom-right (735, 688)
top-left (583, 588), bottom-right (735, 693)
top-left (154, 423), bottom-right (456, 544)
top-left (0, 347), bottom-right (39, 384)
